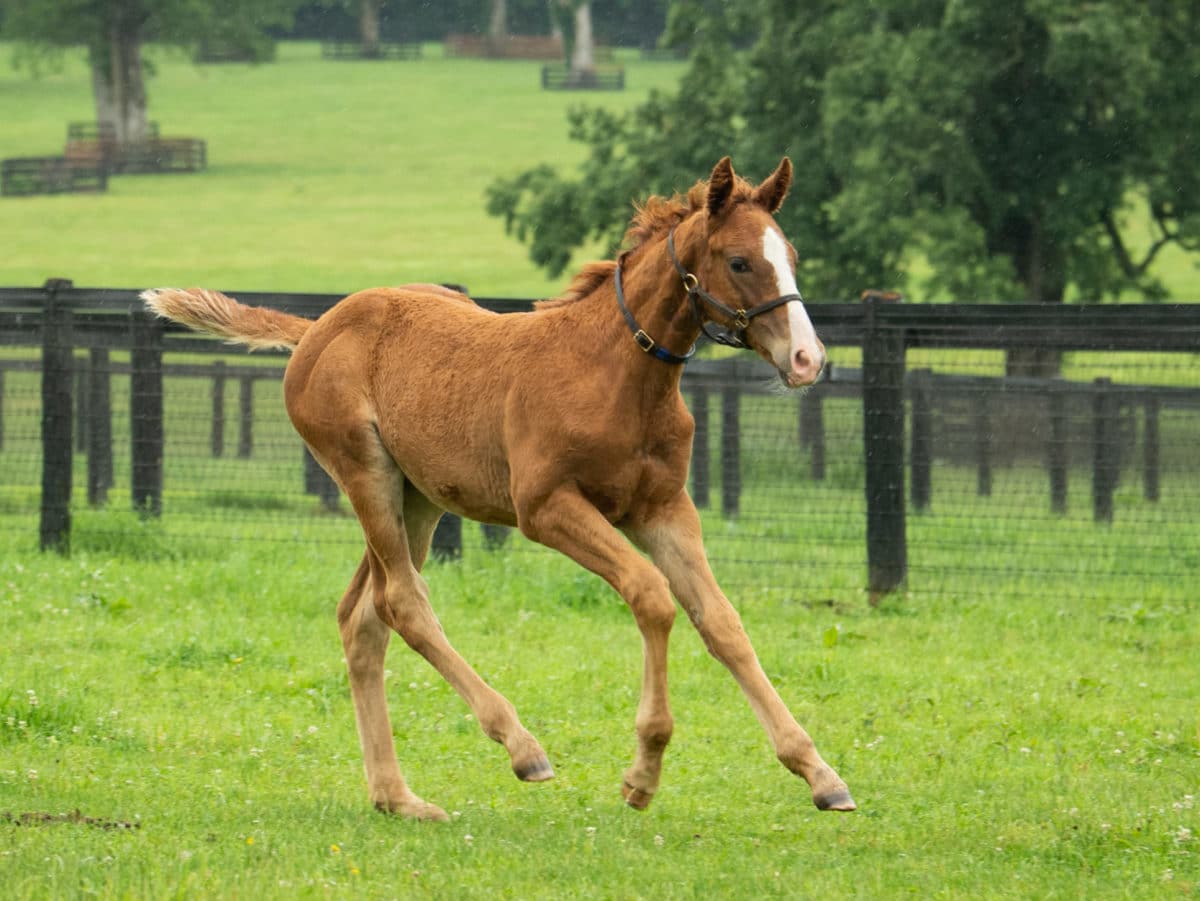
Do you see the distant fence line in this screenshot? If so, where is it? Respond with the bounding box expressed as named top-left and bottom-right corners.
top-left (3, 279), bottom-right (1200, 598)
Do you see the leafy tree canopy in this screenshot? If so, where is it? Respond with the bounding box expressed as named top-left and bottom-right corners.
top-left (487, 0), bottom-right (1200, 303)
top-left (0, 0), bottom-right (301, 61)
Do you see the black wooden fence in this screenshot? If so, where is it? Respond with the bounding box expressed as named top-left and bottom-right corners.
top-left (3, 280), bottom-right (1199, 599)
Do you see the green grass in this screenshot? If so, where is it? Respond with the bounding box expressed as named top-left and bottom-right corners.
top-left (0, 41), bottom-right (684, 298)
top-left (0, 519), bottom-right (1196, 898)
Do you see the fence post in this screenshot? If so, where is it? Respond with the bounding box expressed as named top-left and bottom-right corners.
top-left (40, 278), bottom-right (74, 553)
top-left (861, 292), bottom-right (907, 601)
top-left (238, 376), bottom-right (253, 458)
top-left (799, 389), bottom-right (826, 481)
top-left (909, 369), bottom-right (931, 511)
top-left (130, 310), bottom-right (164, 518)
top-left (721, 385), bottom-right (741, 518)
top-left (1047, 385), bottom-right (1068, 514)
top-left (74, 357), bottom-right (88, 452)
top-left (431, 513), bottom-right (463, 560)
top-left (86, 346), bottom-right (113, 507)
top-left (211, 359), bottom-right (226, 457)
top-left (302, 445), bottom-right (340, 511)
top-left (1092, 377), bottom-right (1118, 523)
top-left (974, 394), bottom-right (992, 497)
top-left (1143, 396), bottom-right (1160, 503)
top-left (690, 387), bottom-right (710, 507)
top-left (481, 523), bottom-right (511, 549)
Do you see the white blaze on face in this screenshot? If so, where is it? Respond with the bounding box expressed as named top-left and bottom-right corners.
top-left (762, 226), bottom-right (823, 381)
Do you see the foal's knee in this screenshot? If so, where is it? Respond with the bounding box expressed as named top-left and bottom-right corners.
top-left (625, 569), bottom-right (676, 633)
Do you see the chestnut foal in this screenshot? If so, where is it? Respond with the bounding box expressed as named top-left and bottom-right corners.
top-left (143, 157), bottom-right (854, 819)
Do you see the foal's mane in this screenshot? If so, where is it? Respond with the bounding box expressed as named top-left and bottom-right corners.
top-left (535, 177), bottom-right (758, 311)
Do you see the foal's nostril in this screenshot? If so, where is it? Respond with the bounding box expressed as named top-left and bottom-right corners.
top-left (789, 346), bottom-right (825, 386)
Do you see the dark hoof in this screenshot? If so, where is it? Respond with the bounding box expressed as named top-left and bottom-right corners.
top-left (515, 757), bottom-right (555, 783)
top-left (814, 790), bottom-right (857, 812)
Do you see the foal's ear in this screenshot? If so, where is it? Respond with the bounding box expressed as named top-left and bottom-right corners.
top-left (752, 157), bottom-right (792, 213)
top-left (706, 156), bottom-right (736, 218)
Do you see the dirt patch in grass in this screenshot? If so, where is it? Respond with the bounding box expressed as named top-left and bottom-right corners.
top-left (2, 810), bottom-right (139, 831)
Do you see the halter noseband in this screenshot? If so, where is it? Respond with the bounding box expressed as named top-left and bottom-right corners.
top-left (667, 228), bottom-right (801, 350)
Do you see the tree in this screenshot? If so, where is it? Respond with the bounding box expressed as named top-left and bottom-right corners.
top-left (358, 0), bottom-right (382, 56)
top-left (487, 0), bottom-right (1200, 372)
top-left (0, 0), bottom-right (302, 142)
top-left (549, 0), bottom-right (595, 79)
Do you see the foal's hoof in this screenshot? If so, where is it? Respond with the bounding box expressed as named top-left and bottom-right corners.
top-left (813, 789), bottom-right (857, 812)
top-left (621, 780), bottom-right (655, 811)
top-left (809, 764), bottom-right (856, 812)
top-left (375, 797), bottom-right (450, 822)
top-left (514, 755), bottom-right (555, 783)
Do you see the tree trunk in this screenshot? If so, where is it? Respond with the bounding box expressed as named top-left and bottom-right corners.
top-left (90, 61), bottom-right (118, 133)
top-left (571, 3), bottom-right (595, 75)
top-left (92, 25), bottom-right (148, 144)
top-left (998, 211), bottom-right (1065, 377)
top-left (489, 0), bottom-right (508, 41)
top-left (360, 0), bottom-right (382, 58)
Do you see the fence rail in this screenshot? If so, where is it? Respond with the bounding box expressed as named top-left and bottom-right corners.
top-left (2, 280), bottom-right (1199, 601)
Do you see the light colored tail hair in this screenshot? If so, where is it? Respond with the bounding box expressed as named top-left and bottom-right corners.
top-left (140, 288), bottom-right (311, 351)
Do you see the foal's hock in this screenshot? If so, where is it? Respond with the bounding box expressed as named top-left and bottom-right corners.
top-left (143, 157), bottom-right (854, 819)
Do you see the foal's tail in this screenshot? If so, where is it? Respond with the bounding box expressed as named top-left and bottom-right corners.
top-left (140, 287), bottom-right (312, 351)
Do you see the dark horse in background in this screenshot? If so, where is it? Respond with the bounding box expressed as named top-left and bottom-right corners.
top-left (143, 157), bottom-right (855, 820)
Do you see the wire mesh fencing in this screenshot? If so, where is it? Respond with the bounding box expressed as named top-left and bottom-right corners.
top-left (2, 285), bottom-right (1198, 606)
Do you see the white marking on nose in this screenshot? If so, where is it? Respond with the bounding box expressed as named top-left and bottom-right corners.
top-left (762, 226), bottom-right (822, 379)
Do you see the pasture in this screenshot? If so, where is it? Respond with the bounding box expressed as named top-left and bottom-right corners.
top-left (1, 40), bottom-right (1198, 899)
top-left (1, 515), bottom-right (1197, 897)
top-left (0, 41), bottom-right (683, 297)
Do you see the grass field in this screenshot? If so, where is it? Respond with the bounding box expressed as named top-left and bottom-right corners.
top-left (2, 40), bottom-right (1198, 899)
top-left (0, 42), bottom-right (684, 298)
top-left (1, 516), bottom-right (1197, 898)
top-left (3, 41), bottom-right (1200, 302)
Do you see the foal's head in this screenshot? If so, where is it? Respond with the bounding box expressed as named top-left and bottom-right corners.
top-left (676, 157), bottom-right (826, 388)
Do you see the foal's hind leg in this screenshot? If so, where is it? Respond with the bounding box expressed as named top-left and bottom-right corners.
top-left (332, 446), bottom-right (550, 814)
top-left (393, 482), bottom-right (554, 783)
top-left (629, 493), bottom-right (855, 813)
top-left (337, 554), bottom-right (448, 820)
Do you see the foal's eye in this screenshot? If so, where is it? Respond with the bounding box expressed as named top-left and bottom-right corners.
top-left (729, 257), bottom-right (751, 274)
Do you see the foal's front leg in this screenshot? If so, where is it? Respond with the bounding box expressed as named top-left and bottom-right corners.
top-left (629, 493), bottom-right (856, 812)
top-left (518, 487), bottom-right (677, 809)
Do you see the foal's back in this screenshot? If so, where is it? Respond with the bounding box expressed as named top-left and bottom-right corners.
top-left (282, 284), bottom-right (642, 525)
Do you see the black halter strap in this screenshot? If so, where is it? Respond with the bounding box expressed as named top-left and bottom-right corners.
top-left (614, 251), bottom-right (696, 365)
top-left (667, 228), bottom-right (801, 350)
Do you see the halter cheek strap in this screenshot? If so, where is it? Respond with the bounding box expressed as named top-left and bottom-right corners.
top-left (614, 252), bottom-right (696, 365)
top-left (667, 228), bottom-right (800, 350)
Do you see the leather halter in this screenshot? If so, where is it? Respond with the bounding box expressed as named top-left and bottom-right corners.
top-left (614, 226), bottom-right (803, 364)
top-left (667, 228), bottom-right (801, 350)
top-left (614, 249), bottom-right (696, 365)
